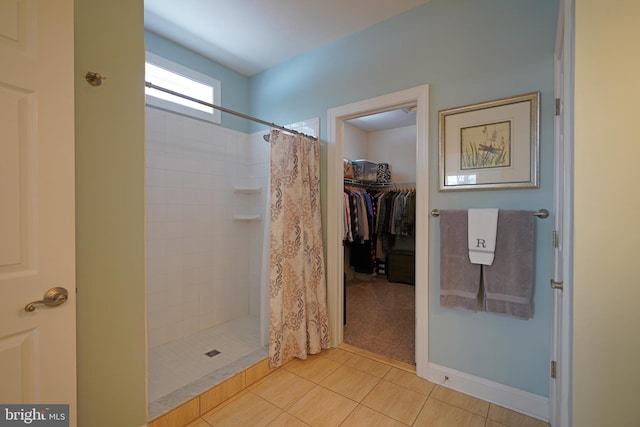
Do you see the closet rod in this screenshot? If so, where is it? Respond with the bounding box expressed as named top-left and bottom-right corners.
top-left (145, 81), bottom-right (318, 140)
top-left (430, 208), bottom-right (549, 219)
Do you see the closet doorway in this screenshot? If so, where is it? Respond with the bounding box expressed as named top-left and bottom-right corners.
top-left (343, 110), bottom-right (417, 365)
top-left (327, 85), bottom-right (430, 378)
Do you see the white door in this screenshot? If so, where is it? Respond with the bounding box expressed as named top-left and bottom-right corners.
top-left (550, 1), bottom-right (572, 426)
top-left (0, 0), bottom-right (76, 424)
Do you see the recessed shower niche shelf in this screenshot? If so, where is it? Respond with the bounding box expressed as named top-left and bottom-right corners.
top-left (233, 186), bottom-right (262, 195)
top-left (233, 214), bottom-right (261, 222)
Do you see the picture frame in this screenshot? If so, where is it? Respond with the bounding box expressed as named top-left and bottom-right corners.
top-left (438, 92), bottom-right (540, 191)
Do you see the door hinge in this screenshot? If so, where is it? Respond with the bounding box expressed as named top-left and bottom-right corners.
top-left (551, 361), bottom-right (557, 379)
top-left (553, 230), bottom-right (559, 248)
top-left (550, 279), bottom-right (564, 290)
top-left (555, 98), bottom-right (561, 116)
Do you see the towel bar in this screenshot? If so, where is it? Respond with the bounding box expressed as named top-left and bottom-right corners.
top-left (430, 208), bottom-right (549, 218)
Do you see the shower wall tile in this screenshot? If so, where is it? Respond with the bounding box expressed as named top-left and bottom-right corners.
top-left (146, 186), bottom-right (166, 205)
top-left (147, 148), bottom-right (167, 170)
top-left (146, 240), bottom-right (165, 260)
top-left (165, 238), bottom-right (183, 256)
top-left (147, 168), bottom-right (167, 188)
top-left (146, 107), bottom-right (264, 349)
top-left (147, 203), bottom-right (166, 222)
top-left (146, 221), bottom-right (166, 242)
top-left (182, 317), bottom-right (200, 337)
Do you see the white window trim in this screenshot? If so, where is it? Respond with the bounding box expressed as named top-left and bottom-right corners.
top-left (145, 52), bottom-right (221, 124)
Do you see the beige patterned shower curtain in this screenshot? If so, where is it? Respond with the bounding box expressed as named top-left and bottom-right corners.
top-left (268, 129), bottom-right (329, 367)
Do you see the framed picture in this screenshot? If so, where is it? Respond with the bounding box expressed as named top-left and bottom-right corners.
top-left (438, 92), bottom-right (540, 191)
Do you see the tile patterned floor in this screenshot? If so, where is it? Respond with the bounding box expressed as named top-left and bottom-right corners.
top-left (148, 315), bottom-right (267, 419)
top-left (183, 347), bottom-right (551, 427)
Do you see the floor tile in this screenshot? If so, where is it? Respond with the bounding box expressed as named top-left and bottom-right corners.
top-left (430, 385), bottom-right (490, 417)
top-left (413, 398), bottom-right (485, 427)
top-left (361, 379), bottom-right (427, 425)
top-left (286, 385), bottom-right (358, 427)
top-left (345, 353), bottom-right (392, 378)
top-left (246, 358), bottom-right (277, 386)
top-left (487, 405), bottom-right (550, 427)
top-left (320, 364), bottom-right (381, 402)
top-left (339, 343), bottom-right (416, 372)
top-left (148, 315), bottom-right (262, 403)
top-left (340, 405), bottom-right (408, 427)
top-left (202, 390), bottom-right (282, 427)
top-left (250, 369), bottom-right (316, 409)
top-left (318, 347), bottom-right (354, 364)
top-left (383, 367), bottom-right (435, 395)
top-left (184, 418), bottom-right (211, 427)
top-left (199, 372), bottom-right (245, 414)
top-left (284, 355), bottom-right (341, 383)
top-left (267, 412), bottom-right (310, 426)
top-left (148, 398), bottom-right (199, 427)
top-left (150, 345), bottom-right (554, 427)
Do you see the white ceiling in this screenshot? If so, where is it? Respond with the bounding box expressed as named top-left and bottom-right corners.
top-left (144, 0), bottom-right (430, 77)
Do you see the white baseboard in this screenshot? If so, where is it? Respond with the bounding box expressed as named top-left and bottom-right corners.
top-left (426, 363), bottom-right (549, 422)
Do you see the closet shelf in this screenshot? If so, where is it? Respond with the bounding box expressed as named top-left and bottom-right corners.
top-left (344, 178), bottom-right (374, 187)
top-left (233, 186), bottom-right (262, 194)
top-left (233, 214), bottom-right (261, 222)
top-left (344, 179), bottom-right (416, 191)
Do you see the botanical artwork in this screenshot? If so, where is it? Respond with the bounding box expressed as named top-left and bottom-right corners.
top-left (439, 92), bottom-right (539, 191)
top-left (460, 121), bottom-right (511, 170)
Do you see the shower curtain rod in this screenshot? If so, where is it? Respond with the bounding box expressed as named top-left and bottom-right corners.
top-left (145, 81), bottom-right (318, 140)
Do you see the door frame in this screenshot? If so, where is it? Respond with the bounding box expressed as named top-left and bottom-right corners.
top-left (550, 0), bottom-right (573, 425)
top-left (326, 84), bottom-right (430, 377)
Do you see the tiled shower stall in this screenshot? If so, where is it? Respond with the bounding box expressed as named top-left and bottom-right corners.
top-left (145, 105), bottom-right (269, 409)
top-left (145, 105), bottom-right (317, 416)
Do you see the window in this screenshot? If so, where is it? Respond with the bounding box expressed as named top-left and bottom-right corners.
top-left (145, 52), bottom-right (221, 123)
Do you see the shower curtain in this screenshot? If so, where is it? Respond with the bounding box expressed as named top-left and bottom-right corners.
top-left (268, 130), bottom-right (329, 367)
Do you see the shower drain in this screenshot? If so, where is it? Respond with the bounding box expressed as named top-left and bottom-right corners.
top-left (205, 349), bottom-right (221, 358)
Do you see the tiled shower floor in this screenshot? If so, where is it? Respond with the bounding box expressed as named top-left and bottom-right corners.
top-left (148, 315), bottom-right (268, 419)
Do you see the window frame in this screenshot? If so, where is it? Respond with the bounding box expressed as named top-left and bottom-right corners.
top-left (145, 52), bottom-right (221, 124)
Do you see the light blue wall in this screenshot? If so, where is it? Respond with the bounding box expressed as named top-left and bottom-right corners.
top-left (250, 0), bottom-right (558, 397)
top-left (144, 30), bottom-right (251, 133)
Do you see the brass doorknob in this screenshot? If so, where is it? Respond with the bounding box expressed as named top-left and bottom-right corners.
top-left (24, 287), bottom-right (69, 312)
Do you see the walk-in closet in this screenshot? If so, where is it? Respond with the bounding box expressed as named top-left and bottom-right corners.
top-left (342, 107), bottom-right (417, 365)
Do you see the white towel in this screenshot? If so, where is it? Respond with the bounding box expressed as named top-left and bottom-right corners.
top-left (468, 208), bottom-right (499, 265)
